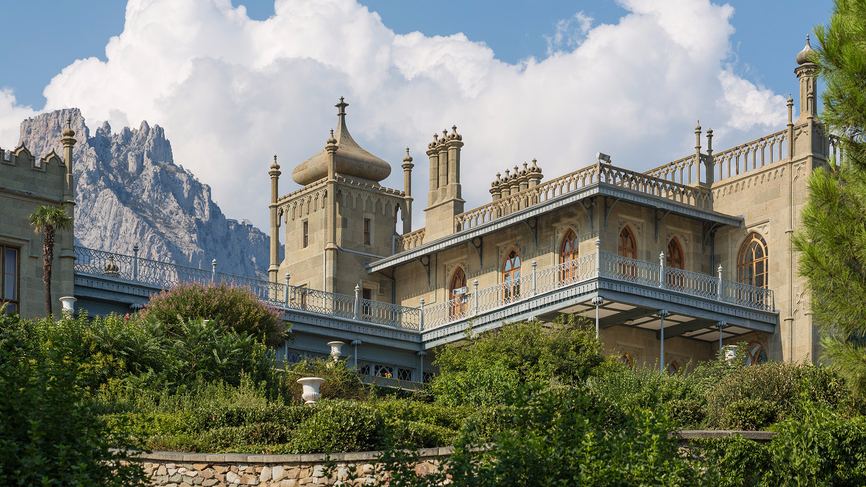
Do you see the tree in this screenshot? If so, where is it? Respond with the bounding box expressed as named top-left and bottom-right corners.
top-left (28, 204), bottom-right (73, 316)
top-left (794, 0), bottom-right (866, 397)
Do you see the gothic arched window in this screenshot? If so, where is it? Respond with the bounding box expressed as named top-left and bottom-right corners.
top-left (618, 226), bottom-right (637, 278)
top-left (666, 237), bottom-right (684, 289)
top-left (450, 267), bottom-right (467, 319)
top-left (503, 249), bottom-right (521, 301)
top-left (738, 233), bottom-right (768, 288)
top-left (560, 229), bottom-right (580, 282)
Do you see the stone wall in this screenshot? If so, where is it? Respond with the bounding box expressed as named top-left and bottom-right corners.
top-left (135, 447), bottom-right (452, 487)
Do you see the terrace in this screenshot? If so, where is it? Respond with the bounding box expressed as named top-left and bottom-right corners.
top-left (73, 245), bottom-right (776, 348)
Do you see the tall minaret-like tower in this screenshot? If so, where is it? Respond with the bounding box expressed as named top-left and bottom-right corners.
top-left (268, 155), bottom-right (281, 283)
top-left (58, 117), bottom-right (77, 300)
top-left (795, 35), bottom-right (818, 123)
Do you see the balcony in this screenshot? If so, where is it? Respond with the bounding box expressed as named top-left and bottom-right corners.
top-left (74, 246), bottom-right (775, 346)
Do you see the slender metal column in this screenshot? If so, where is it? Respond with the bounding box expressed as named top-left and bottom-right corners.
top-left (658, 309), bottom-right (670, 373)
top-left (717, 321), bottom-right (728, 356)
top-left (591, 296), bottom-right (604, 339)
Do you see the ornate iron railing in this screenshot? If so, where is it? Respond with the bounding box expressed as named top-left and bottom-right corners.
top-left (74, 246), bottom-right (774, 333)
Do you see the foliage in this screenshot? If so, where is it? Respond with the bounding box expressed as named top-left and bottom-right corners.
top-left (722, 399), bottom-right (779, 431)
top-left (700, 405), bottom-right (866, 486)
top-left (794, 0), bottom-right (866, 398)
top-left (695, 435), bottom-right (771, 487)
top-left (704, 362), bottom-right (847, 428)
top-left (288, 401), bottom-right (385, 454)
top-left (21, 312), bottom-right (283, 395)
top-left (364, 387), bottom-right (707, 487)
top-left (139, 282), bottom-right (289, 347)
top-left (285, 358), bottom-right (369, 403)
top-left (431, 319), bottom-right (607, 407)
top-left (814, 0), bottom-right (866, 168)
top-left (28, 204), bottom-right (73, 316)
top-left (0, 312), bottom-right (146, 486)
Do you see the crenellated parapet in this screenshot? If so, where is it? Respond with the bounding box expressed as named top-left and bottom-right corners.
top-left (0, 143), bottom-right (68, 202)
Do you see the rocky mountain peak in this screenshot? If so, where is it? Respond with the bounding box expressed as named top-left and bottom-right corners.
top-left (18, 109), bottom-right (272, 279)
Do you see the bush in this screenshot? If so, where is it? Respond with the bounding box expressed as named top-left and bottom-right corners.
top-left (432, 320), bottom-right (606, 407)
top-left (289, 401), bottom-right (385, 453)
top-left (140, 282), bottom-right (289, 347)
top-left (723, 398), bottom-right (779, 431)
top-left (0, 313), bottom-right (146, 485)
top-left (705, 362), bottom-right (846, 428)
top-left (696, 435), bottom-right (772, 487)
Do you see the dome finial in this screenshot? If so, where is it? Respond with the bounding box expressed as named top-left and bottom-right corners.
top-left (336, 97), bottom-right (348, 118)
top-left (796, 35), bottom-right (815, 65)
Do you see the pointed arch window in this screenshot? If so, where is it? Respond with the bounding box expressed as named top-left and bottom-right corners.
top-left (745, 341), bottom-right (767, 365)
top-left (618, 226), bottom-right (637, 278)
top-left (665, 237), bottom-right (684, 289)
top-left (449, 267), bottom-right (467, 319)
top-left (560, 229), bottom-right (580, 283)
top-left (738, 233), bottom-right (768, 289)
top-left (503, 249), bottom-right (521, 301)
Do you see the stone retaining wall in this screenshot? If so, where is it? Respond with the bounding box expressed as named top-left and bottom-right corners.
top-left (134, 447), bottom-right (453, 487)
top-left (135, 432), bottom-right (774, 486)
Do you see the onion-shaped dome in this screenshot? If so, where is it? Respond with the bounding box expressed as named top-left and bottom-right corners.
top-left (292, 98), bottom-right (391, 186)
top-left (796, 35), bottom-right (815, 65)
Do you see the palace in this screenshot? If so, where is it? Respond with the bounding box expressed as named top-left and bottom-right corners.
top-left (21, 40), bottom-right (833, 383)
top-left (265, 38), bottom-right (833, 378)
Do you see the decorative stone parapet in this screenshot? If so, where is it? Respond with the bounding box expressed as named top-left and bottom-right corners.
top-left (132, 447), bottom-right (453, 486)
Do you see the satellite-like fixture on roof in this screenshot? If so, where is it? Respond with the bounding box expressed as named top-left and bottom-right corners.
top-left (596, 152), bottom-right (611, 164)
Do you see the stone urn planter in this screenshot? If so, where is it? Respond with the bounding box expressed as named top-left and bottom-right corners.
top-left (327, 341), bottom-right (345, 362)
top-left (59, 296), bottom-right (77, 316)
top-left (297, 377), bottom-right (326, 405)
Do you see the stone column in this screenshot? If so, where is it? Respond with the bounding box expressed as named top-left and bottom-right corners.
top-left (402, 148), bottom-right (414, 233)
top-left (268, 155), bottom-right (282, 283)
top-left (58, 118), bottom-right (77, 299)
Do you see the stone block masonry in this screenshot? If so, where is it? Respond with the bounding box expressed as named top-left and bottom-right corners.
top-left (133, 447), bottom-right (453, 486)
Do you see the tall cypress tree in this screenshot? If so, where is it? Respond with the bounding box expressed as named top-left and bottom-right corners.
top-left (794, 0), bottom-right (866, 396)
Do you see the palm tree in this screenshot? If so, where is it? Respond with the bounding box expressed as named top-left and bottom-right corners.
top-left (29, 205), bottom-right (73, 316)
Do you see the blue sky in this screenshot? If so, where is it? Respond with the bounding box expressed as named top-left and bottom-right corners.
top-left (0, 0), bottom-right (833, 229)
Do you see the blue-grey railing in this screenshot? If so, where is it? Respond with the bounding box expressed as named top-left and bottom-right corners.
top-left (74, 246), bottom-right (774, 332)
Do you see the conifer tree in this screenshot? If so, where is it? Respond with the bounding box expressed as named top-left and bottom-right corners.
top-left (794, 0), bottom-right (866, 396)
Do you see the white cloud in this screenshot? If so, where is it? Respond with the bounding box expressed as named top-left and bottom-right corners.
top-left (0, 0), bottom-right (793, 231)
top-left (0, 89), bottom-right (36, 149)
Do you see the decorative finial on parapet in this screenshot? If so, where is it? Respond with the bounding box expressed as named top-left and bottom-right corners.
top-left (327, 129), bottom-right (337, 145)
top-left (402, 148), bottom-right (413, 166)
top-left (271, 154), bottom-right (280, 170)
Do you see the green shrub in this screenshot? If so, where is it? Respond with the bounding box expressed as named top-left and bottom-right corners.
top-left (668, 397), bottom-right (706, 429)
top-left (0, 313), bottom-right (146, 485)
top-left (762, 405), bottom-right (866, 485)
top-left (705, 362), bottom-right (846, 428)
top-left (432, 320), bottom-right (606, 407)
top-left (140, 282), bottom-right (289, 347)
top-left (289, 401), bottom-right (385, 453)
top-left (723, 398), bottom-right (779, 431)
top-left (387, 419), bottom-right (458, 448)
top-left (696, 435), bottom-right (772, 487)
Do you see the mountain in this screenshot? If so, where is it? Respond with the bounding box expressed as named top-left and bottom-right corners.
top-left (18, 108), bottom-right (272, 279)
